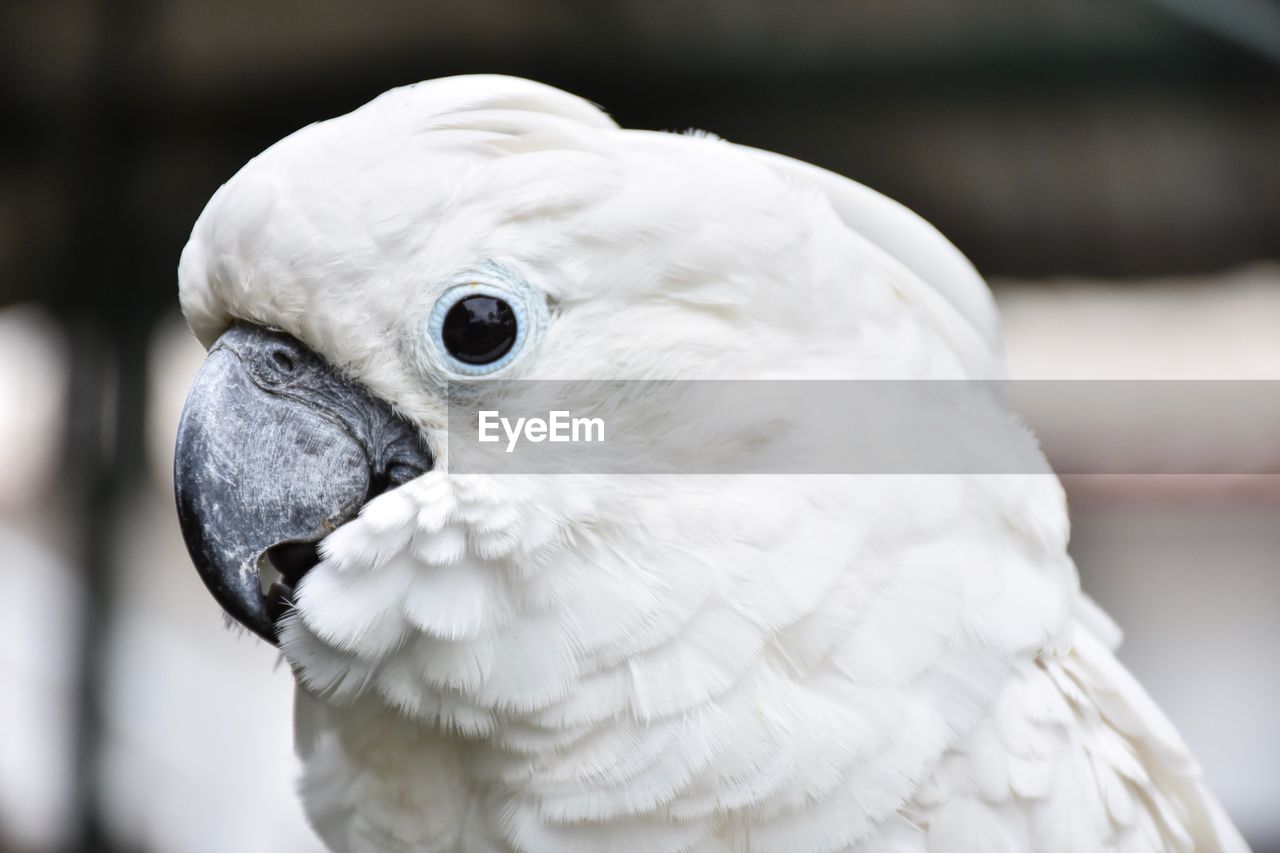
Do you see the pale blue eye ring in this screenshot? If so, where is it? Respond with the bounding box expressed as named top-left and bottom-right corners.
top-left (423, 262), bottom-right (545, 378)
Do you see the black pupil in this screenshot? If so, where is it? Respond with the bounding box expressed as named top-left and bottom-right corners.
top-left (441, 295), bottom-right (518, 365)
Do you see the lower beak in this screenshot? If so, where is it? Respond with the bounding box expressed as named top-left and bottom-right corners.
top-left (173, 323), bottom-right (432, 643)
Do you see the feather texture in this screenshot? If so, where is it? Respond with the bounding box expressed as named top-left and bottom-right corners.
top-left (179, 75), bottom-right (1248, 852)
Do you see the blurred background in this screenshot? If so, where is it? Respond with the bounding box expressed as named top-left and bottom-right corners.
top-left (1, 1), bottom-right (1278, 851)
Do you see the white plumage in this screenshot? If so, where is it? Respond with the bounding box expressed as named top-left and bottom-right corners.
top-left (178, 75), bottom-right (1249, 852)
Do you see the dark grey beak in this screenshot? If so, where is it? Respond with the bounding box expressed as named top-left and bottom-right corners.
top-left (173, 323), bottom-right (432, 644)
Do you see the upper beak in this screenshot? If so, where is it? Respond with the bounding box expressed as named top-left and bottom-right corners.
top-left (173, 323), bottom-right (432, 644)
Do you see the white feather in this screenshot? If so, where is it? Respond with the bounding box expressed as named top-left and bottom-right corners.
top-left (178, 75), bottom-right (1249, 853)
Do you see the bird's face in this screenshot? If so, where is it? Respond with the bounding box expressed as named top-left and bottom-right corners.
top-left (174, 77), bottom-right (1023, 725)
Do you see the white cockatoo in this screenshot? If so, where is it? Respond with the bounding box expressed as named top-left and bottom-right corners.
top-left (172, 75), bottom-right (1248, 853)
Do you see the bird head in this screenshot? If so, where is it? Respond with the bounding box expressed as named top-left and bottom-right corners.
top-left (174, 76), bottom-right (1065, 742)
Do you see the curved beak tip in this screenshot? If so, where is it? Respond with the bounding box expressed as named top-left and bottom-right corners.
top-left (173, 323), bottom-right (432, 644)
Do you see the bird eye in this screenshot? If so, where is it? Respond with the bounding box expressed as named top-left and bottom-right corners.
top-left (425, 264), bottom-right (544, 378)
top-left (442, 295), bottom-right (517, 364)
